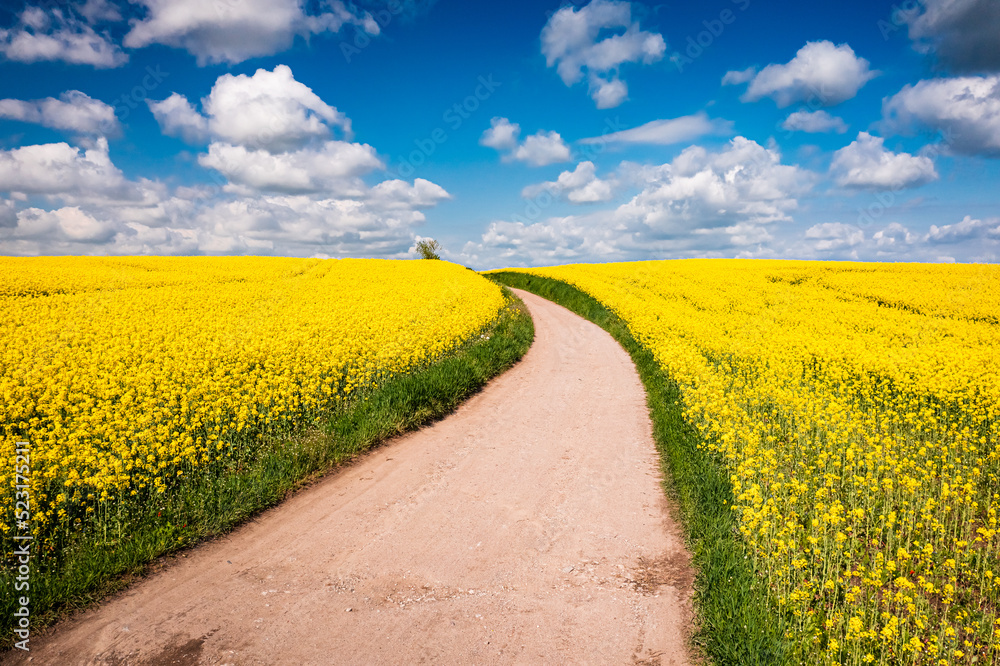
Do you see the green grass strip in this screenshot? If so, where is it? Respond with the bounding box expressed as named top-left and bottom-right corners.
top-left (2, 289), bottom-right (534, 647)
top-left (488, 271), bottom-right (790, 665)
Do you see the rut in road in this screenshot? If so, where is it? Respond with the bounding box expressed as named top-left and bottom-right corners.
top-left (8, 288), bottom-right (695, 666)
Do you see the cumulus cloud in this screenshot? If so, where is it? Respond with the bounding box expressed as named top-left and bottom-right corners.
top-left (926, 215), bottom-right (1000, 243)
top-left (368, 178), bottom-right (452, 210)
top-left (0, 5), bottom-right (126, 67)
top-left (872, 222), bottom-right (920, 253)
top-left (150, 67), bottom-right (401, 202)
top-left (801, 217), bottom-right (999, 261)
top-left (148, 65), bottom-right (351, 152)
top-left (782, 109), bottom-right (848, 134)
top-left (198, 141), bottom-right (382, 195)
top-left (12, 206), bottom-right (118, 243)
top-left (480, 118), bottom-right (571, 167)
top-left (902, 0), bottom-right (1000, 73)
top-left (521, 161), bottom-right (617, 204)
top-left (479, 117), bottom-right (520, 151)
top-left (512, 131), bottom-right (572, 167)
top-left (589, 77), bottom-right (629, 109)
top-left (1, 189), bottom-right (448, 257)
top-left (830, 132), bottom-right (938, 190)
top-left (0, 64), bottom-right (452, 257)
top-left (804, 222), bottom-right (864, 252)
top-left (736, 41), bottom-right (877, 107)
top-left (882, 75), bottom-right (1000, 157)
top-left (0, 138), bottom-right (140, 201)
top-left (540, 0), bottom-right (666, 108)
top-left (618, 137), bottom-right (815, 232)
top-left (464, 137), bottom-right (816, 267)
top-left (124, 0), bottom-right (379, 65)
top-left (0, 90), bottom-right (119, 137)
top-left (579, 112), bottom-right (732, 145)
top-left (0, 168), bottom-right (453, 258)
top-left (146, 94), bottom-right (209, 144)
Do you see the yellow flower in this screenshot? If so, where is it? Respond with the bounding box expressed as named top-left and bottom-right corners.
top-left (3, 256), bottom-right (505, 570)
top-left (500, 258), bottom-right (1000, 664)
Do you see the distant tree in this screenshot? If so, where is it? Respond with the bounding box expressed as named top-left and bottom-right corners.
top-left (415, 238), bottom-right (442, 260)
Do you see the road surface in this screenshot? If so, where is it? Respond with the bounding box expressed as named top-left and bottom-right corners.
top-left (9, 288), bottom-right (694, 665)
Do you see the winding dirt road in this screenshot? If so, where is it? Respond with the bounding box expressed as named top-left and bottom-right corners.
top-left (9, 289), bottom-right (694, 665)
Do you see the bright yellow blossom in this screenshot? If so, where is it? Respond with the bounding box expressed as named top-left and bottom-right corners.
top-left (502, 258), bottom-right (1000, 665)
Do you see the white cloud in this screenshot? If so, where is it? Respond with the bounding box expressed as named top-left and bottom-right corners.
top-left (149, 65), bottom-right (452, 234)
top-left (149, 65), bottom-right (351, 152)
top-left (0, 198), bottom-right (16, 228)
top-left (782, 109), bottom-right (848, 134)
top-left (721, 67), bottom-right (756, 86)
top-left (170, 188), bottom-right (450, 256)
top-left (590, 76), bottom-right (629, 109)
top-left (124, 0), bottom-right (379, 65)
top-left (0, 64), bottom-right (452, 258)
top-left (872, 222), bottom-right (920, 252)
top-left (480, 118), bottom-right (571, 167)
top-left (926, 215), bottom-right (1000, 243)
top-left (464, 137), bottom-right (816, 267)
top-left (619, 137), bottom-right (815, 232)
top-left (1, 187), bottom-right (449, 257)
top-left (12, 206), bottom-right (118, 243)
top-left (462, 215), bottom-right (614, 268)
top-left (738, 41), bottom-right (877, 107)
top-left (146, 94), bottom-right (209, 144)
top-left (882, 75), bottom-right (1000, 157)
top-left (796, 218), bottom-right (999, 262)
top-left (830, 132), bottom-right (938, 189)
top-left (78, 0), bottom-right (122, 25)
top-left (512, 131), bottom-right (572, 167)
top-left (0, 90), bottom-right (119, 137)
top-left (580, 112), bottom-right (732, 145)
top-left (902, 0), bottom-right (1000, 74)
top-left (0, 6), bottom-right (126, 67)
top-left (0, 138), bottom-right (140, 201)
top-left (0, 174), bottom-right (453, 259)
top-left (479, 117), bottom-right (520, 151)
top-left (199, 141), bottom-right (382, 195)
top-left (368, 178), bottom-right (452, 210)
top-left (521, 161), bottom-right (617, 204)
top-left (540, 0), bottom-right (665, 108)
top-left (804, 222), bottom-right (864, 252)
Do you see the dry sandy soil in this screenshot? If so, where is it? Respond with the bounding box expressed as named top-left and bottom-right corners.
top-left (7, 289), bottom-right (694, 665)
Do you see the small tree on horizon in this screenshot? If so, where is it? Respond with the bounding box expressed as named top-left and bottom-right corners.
top-left (415, 238), bottom-right (442, 260)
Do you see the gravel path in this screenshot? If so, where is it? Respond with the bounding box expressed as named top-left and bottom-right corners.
top-left (8, 288), bottom-right (694, 666)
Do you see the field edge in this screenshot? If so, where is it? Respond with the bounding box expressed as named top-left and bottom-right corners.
top-left (487, 271), bottom-right (790, 665)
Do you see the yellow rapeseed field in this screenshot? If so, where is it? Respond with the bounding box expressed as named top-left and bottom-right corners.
top-left (509, 259), bottom-right (999, 666)
top-left (1, 257), bottom-right (505, 558)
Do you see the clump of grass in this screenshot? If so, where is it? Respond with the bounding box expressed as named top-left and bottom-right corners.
top-left (0, 290), bottom-right (533, 646)
top-left (488, 271), bottom-right (790, 665)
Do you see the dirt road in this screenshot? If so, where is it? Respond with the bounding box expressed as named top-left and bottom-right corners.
top-left (10, 289), bottom-right (694, 665)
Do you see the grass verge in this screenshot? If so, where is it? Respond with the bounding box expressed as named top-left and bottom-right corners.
top-left (1, 289), bottom-right (533, 648)
top-left (488, 271), bottom-right (789, 665)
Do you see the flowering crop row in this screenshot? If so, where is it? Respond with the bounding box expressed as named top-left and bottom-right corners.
top-left (1, 257), bottom-right (505, 562)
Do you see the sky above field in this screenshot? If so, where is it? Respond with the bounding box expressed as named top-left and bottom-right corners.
top-left (0, 0), bottom-right (999, 267)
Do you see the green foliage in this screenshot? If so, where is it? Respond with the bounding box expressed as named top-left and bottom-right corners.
top-left (415, 239), bottom-right (442, 260)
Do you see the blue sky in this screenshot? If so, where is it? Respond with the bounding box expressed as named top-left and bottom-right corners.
top-left (0, 0), bottom-right (998, 267)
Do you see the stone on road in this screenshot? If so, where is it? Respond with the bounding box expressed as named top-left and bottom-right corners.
top-left (10, 288), bottom-right (694, 665)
